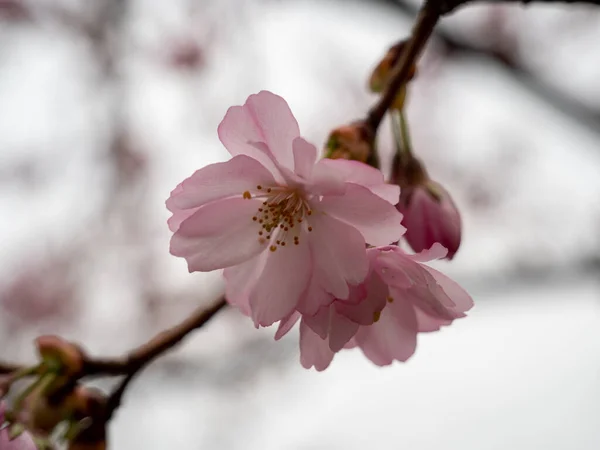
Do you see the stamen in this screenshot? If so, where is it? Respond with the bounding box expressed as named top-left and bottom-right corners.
top-left (243, 191), bottom-right (252, 199)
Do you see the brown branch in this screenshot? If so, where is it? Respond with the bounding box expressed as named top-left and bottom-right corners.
top-left (0, 362), bottom-right (21, 375)
top-left (439, 0), bottom-right (600, 14)
top-left (366, 0), bottom-right (441, 133)
top-left (84, 297), bottom-right (227, 378)
top-left (98, 296), bottom-right (227, 418)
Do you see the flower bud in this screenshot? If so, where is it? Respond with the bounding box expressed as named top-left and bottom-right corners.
top-left (36, 335), bottom-right (84, 377)
top-left (369, 40), bottom-right (417, 110)
top-left (324, 122), bottom-right (374, 163)
top-left (393, 156), bottom-right (461, 259)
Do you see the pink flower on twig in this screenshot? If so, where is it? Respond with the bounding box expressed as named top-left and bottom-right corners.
top-left (278, 243), bottom-right (473, 370)
top-left (167, 91), bottom-right (404, 327)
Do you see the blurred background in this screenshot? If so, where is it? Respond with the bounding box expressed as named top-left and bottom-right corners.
top-left (1, 0), bottom-right (600, 448)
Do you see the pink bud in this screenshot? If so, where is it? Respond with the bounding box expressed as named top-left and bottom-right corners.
top-left (398, 182), bottom-right (462, 259)
top-left (0, 403), bottom-right (37, 450)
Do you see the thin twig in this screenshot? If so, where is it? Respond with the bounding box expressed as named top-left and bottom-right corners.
top-left (100, 296), bottom-right (227, 417)
top-left (84, 297), bottom-right (228, 377)
top-left (366, 0), bottom-right (442, 133)
top-left (0, 362), bottom-right (21, 375)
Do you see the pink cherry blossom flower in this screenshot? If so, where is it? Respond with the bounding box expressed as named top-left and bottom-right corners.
top-left (167, 91), bottom-right (404, 327)
top-left (277, 243), bottom-right (473, 370)
top-left (0, 403), bottom-right (36, 450)
top-left (398, 182), bottom-right (462, 259)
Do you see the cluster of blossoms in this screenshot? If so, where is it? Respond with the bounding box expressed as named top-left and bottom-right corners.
top-left (167, 91), bottom-right (472, 370)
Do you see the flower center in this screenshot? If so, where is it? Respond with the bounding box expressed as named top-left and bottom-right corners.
top-left (245, 185), bottom-right (313, 251)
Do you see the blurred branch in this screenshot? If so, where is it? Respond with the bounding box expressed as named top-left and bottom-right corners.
top-left (85, 296), bottom-right (227, 375)
top-left (439, 0), bottom-right (600, 14)
top-left (98, 296), bottom-right (227, 417)
top-left (383, 0), bottom-right (600, 137)
top-left (367, 0), bottom-right (442, 132)
top-left (0, 362), bottom-right (20, 374)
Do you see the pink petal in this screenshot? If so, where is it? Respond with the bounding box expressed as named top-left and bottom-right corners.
top-left (409, 242), bottom-right (448, 263)
top-left (415, 308), bottom-right (452, 332)
top-left (218, 107), bottom-right (279, 177)
top-left (317, 158), bottom-right (400, 204)
top-left (292, 137), bottom-right (317, 179)
top-left (355, 297), bottom-right (418, 365)
top-left (296, 269), bottom-right (334, 316)
top-left (328, 310), bottom-right (359, 352)
top-left (249, 237), bottom-right (312, 327)
top-left (319, 183), bottom-right (404, 246)
top-left (394, 285), bottom-right (457, 322)
top-left (307, 213), bottom-right (369, 299)
top-left (422, 265), bottom-right (474, 314)
top-left (166, 155), bottom-right (277, 211)
top-left (335, 271), bottom-right (387, 326)
top-left (218, 91), bottom-right (300, 171)
top-left (300, 320), bottom-right (335, 371)
top-left (275, 311), bottom-right (301, 340)
top-left (168, 204), bottom-right (200, 233)
top-left (370, 248), bottom-right (415, 289)
top-left (309, 160), bottom-right (348, 196)
top-left (223, 256), bottom-right (266, 316)
top-left (170, 197), bottom-right (266, 271)
top-left (303, 306), bottom-right (330, 339)
top-left (303, 303), bottom-right (360, 351)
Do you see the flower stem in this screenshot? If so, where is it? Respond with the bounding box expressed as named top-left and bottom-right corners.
top-left (399, 109), bottom-right (413, 155)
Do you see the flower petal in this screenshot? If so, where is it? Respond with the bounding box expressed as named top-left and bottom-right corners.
top-left (223, 256), bottom-right (266, 316)
top-left (170, 197), bottom-right (266, 272)
top-left (296, 269), bottom-right (334, 316)
top-left (409, 242), bottom-right (448, 263)
top-left (309, 159), bottom-right (347, 196)
top-left (166, 155), bottom-right (277, 211)
top-left (292, 137), bottom-right (317, 179)
top-left (303, 306), bottom-right (330, 339)
top-left (300, 320), bottom-right (335, 371)
top-left (415, 308), bottom-right (452, 332)
top-left (355, 297), bottom-right (418, 365)
top-left (275, 311), bottom-right (301, 340)
top-left (218, 91), bottom-right (300, 171)
top-left (320, 183), bottom-right (404, 246)
top-left (317, 158), bottom-right (400, 203)
top-left (397, 285), bottom-right (457, 321)
top-left (307, 213), bottom-right (369, 300)
top-left (373, 247), bottom-right (426, 289)
top-left (249, 237), bottom-right (312, 327)
top-left (335, 272), bottom-right (387, 326)
top-left (422, 265), bottom-right (474, 314)
top-left (328, 310), bottom-right (359, 352)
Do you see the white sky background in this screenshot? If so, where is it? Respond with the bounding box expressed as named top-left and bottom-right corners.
top-left (0, 0), bottom-right (599, 448)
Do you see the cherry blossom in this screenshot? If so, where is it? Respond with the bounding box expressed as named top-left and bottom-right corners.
top-left (167, 91), bottom-right (403, 327)
top-left (278, 244), bottom-right (473, 370)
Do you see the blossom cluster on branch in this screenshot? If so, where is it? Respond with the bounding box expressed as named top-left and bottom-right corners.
top-left (167, 91), bottom-right (473, 370)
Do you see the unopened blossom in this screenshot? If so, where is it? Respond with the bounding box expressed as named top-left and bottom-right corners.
top-left (393, 154), bottom-right (462, 259)
top-left (167, 91), bottom-right (404, 327)
top-left (398, 181), bottom-right (461, 259)
top-left (368, 39), bottom-right (417, 110)
top-left (324, 122), bottom-right (373, 163)
top-left (0, 403), bottom-right (37, 450)
top-left (277, 243), bottom-right (473, 370)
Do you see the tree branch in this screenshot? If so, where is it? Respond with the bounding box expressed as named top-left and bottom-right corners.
top-left (366, 0), bottom-right (442, 133)
top-left (439, 0), bottom-right (600, 15)
top-left (0, 362), bottom-right (20, 375)
top-left (83, 297), bottom-right (228, 378)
